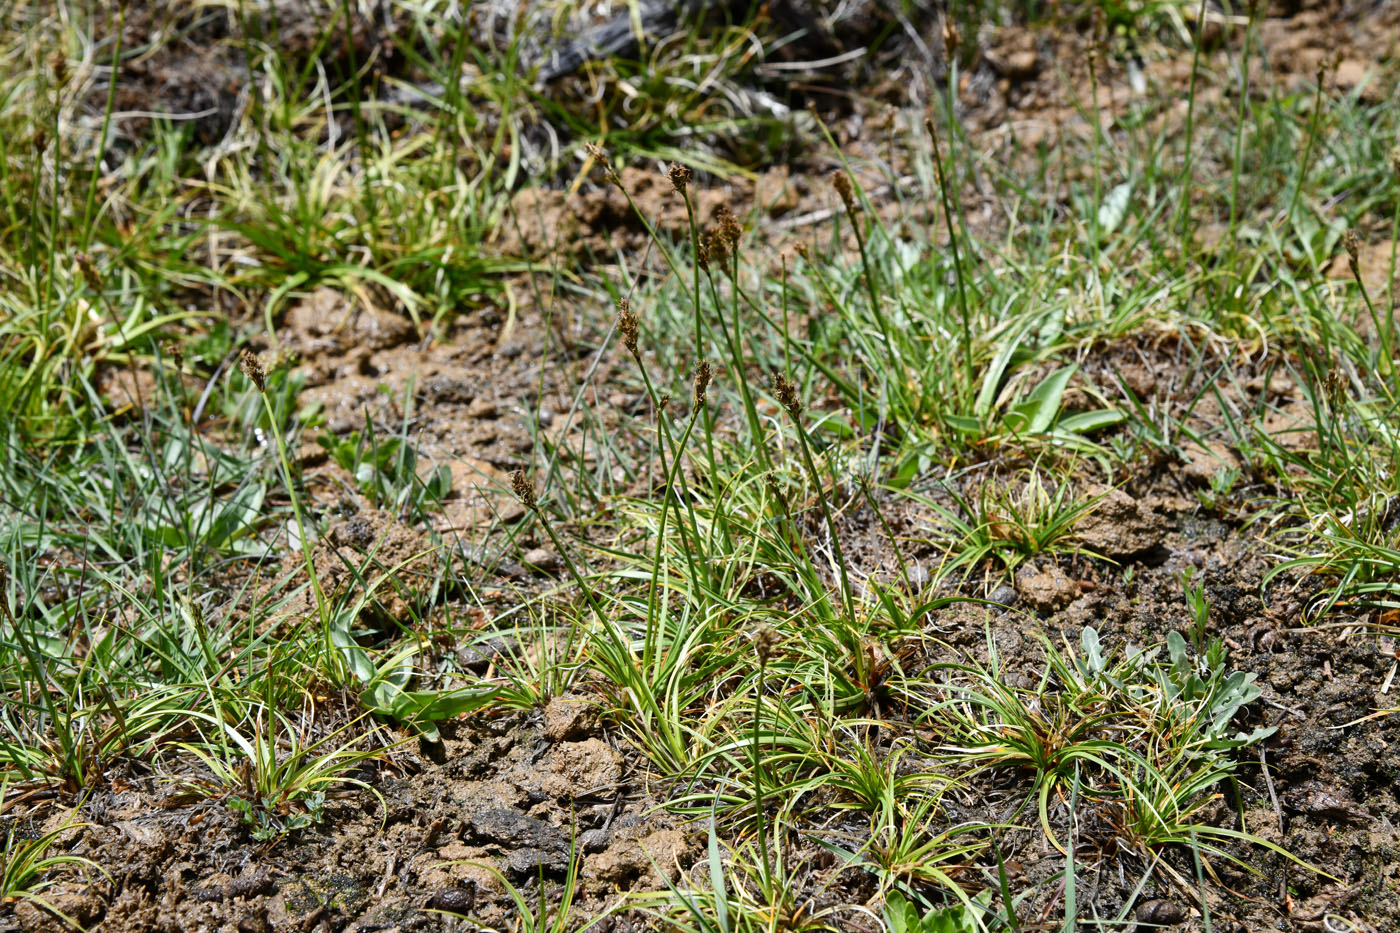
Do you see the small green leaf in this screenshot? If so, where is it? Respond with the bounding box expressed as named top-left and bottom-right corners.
top-left (1097, 181), bottom-right (1133, 238)
top-left (944, 414), bottom-right (982, 435)
top-left (1026, 365), bottom-right (1077, 434)
top-left (883, 891), bottom-right (919, 933)
top-left (1081, 627), bottom-right (1105, 674)
top-left (1166, 631), bottom-right (1187, 666)
top-left (709, 822), bottom-right (729, 933)
top-left (1056, 408), bottom-right (1124, 434)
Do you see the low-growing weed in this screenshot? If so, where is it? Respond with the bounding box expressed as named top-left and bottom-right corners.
top-left (907, 468), bottom-right (1105, 587)
top-left (924, 623), bottom-right (1284, 870)
top-left (177, 706), bottom-right (385, 842)
top-left (319, 420), bottom-right (452, 523)
top-left (0, 789), bottom-right (101, 925)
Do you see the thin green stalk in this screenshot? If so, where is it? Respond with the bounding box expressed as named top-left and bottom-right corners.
top-left (1226, 4), bottom-right (1258, 260)
top-left (604, 165), bottom-right (723, 496)
top-left (511, 472), bottom-right (611, 637)
top-left (779, 255), bottom-right (793, 374)
top-left (337, 0), bottom-right (378, 258)
top-left (244, 356), bottom-right (332, 676)
top-left (1337, 227), bottom-right (1396, 393)
top-left (1284, 64), bottom-right (1326, 227)
top-left (774, 377), bottom-right (855, 623)
top-left (1350, 264), bottom-right (1395, 390)
top-left (925, 118), bottom-right (974, 391)
top-left (681, 183), bottom-right (705, 363)
top-left (858, 477), bottom-right (912, 594)
top-left (759, 254), bottom-right (867, 402)
top-left (21, 152), bottom-right (40, 298)
top-left (727, 247), bottom-right (770, 467)
top-left (1387, 169), bottom-right (1400, 351)
top-left (618, 299), bottom-right (711, 590)
top-left (79, 5), bottom-right (123, 251)
top-left (671, 178), bottom-right (725, 490)
top-left (706, 260), bottom-right (773, 476)
top-left (41, 95), bottom-right (62, 308)
top-left (642, 396), bottom-right (706, 665)
top-left (1190, 826), bottom-right (1214, 932)
top-left (835, 176), bottom-right (889, 359)
top-left (1088, 43), bottom-right (1103, 272)
top-left (752, 644), bottom-right (773, 887)
top-left (1175, 0), bottom-right (1213, 252)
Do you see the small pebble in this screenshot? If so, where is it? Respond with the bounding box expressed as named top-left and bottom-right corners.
top-left (524, 547), bottom-right (560, 571)
top-left (579, 828), bottom-right (610, 852)
top-left (988, 584), bottom-right (1018, 608)
top-left (428, 886), bottom-right (475, 914)
top-left (1135, 898), bottom-right (1186, 926)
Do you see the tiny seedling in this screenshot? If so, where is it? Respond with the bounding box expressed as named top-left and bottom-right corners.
top-left (1180, 567), bottom-right (1212, 652)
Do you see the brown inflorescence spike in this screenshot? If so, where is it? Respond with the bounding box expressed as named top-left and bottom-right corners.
top-left (75, 252), bottom-right (102, 293)
top-left (668, 163), bottom-right (692, 195)
top-left (511, 468), bottom-right (537, 511)
top-left (772, 374), bottom-right (800, 418)
top-left (753, 626), bottom-right (782, 664)
top-left (50, 51), bottom-right (68, 87)
top-left (618, 299), bottom-right (639, 357)
top-left (942, 19), bottom-right (961, 61)
top-left (832, 172), bottom-right (856, 215)
top-left (706, 229), bottom-right (729, 270)
top-left (238, 349), bottom-right (266, 393)
top-left (585, 142), bottom-right (620, 186)
top-left (717, 204), bottom-right (741, 250)
top-left (693, 361), bottom-right (712, 407)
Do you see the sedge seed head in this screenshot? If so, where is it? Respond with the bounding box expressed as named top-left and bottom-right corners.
top-left (75, 252), bottom-right (101, 293)
top-left (832, 171), bottom-right (856, 214)
top-left (668, 163), bottom-right (692, 195)
top-left (753, 625), bottom-right (782, 664)
top-left (1323, 367), bottom-right (1346, 406)
top-left (1388, 144), bottom-right (1400, 179)
top-left (238, 349), bottom-right (266, 393)
top-left (706, 229), bottom-right (729, 270)
top-left (585, 142), bottom-right (620, 186)
top-left (716, 204), bottom-right (741, 249)
top-left (1342, 229), bottom-right (1361, 263)
top-left (942, 19), bottom-right (961, 61)
top-left (511, 468), bottom-right (537, 511)
top-left (693, 361), bottom-right (712, 407)
top-left (772, 373), bottom-right (800, 418)
top-left (618, 300), bottom-right (639, 356)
